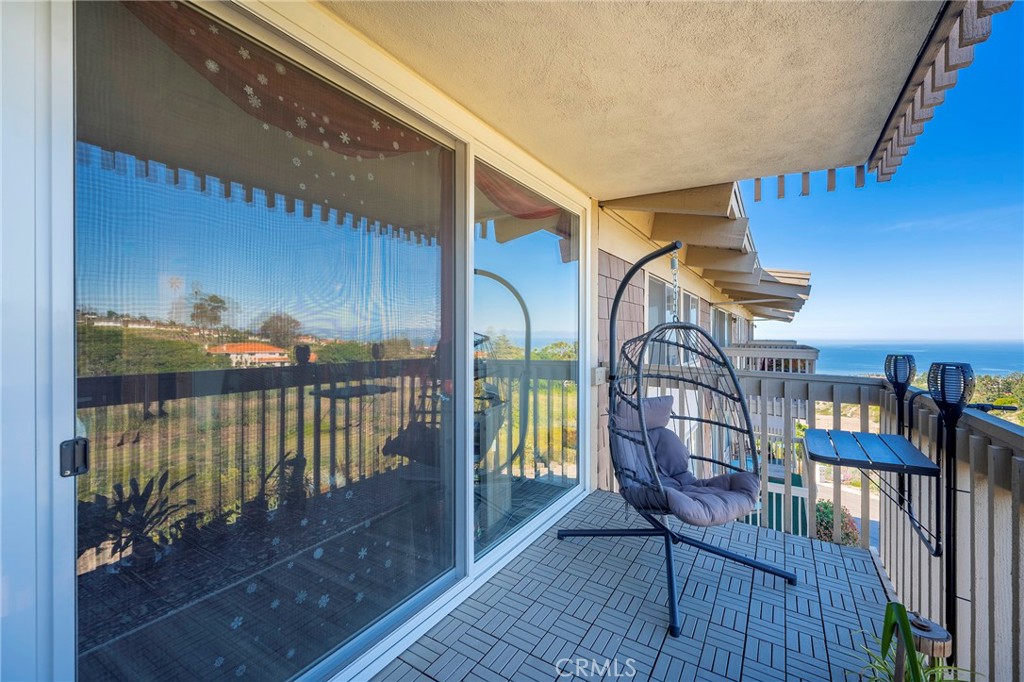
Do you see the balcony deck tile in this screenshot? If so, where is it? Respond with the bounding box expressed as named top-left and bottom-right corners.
top-left (372, 491), bottom-right (891, 682)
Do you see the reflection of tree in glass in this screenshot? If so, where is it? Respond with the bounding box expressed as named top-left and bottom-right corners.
top-left (190, 289), bottom-right (228, 330)
top-left (260, 312), bottom-right (301, 348)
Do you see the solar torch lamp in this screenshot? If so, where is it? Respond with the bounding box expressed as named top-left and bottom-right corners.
top-left (884, 354), bottom-right (916, 436)
top-left (884, 354), bottom-right (915, 509)
top-left (927, 361), bottom-right (975, 658)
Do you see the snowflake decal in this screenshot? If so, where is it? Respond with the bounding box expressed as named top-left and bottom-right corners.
top-left (209, 24), bottom-right (220, 34)
top-left (214, 657), bottom-right (225, 668)
top-left (243, 85), bottom-right (254, 96)
top-left (230, 616), bottom-right (243, 630)
top-left (169, 1), bottom-right (178, 8)
top-left (246, 582), bottom-right (257, 594)
top-left (262, 123), bottom-right (270, 130)
top-left (323, 115), bottom-right (331, 124)
top-left (299, 183), bottom-right (306, 191)
top-left (355, 592), bottom-right (364, 603)
top-left (247, 95), bottom-right (261, 109)
top-left (348, 573), bottom-right (355, 582)
top-left (379, 153), bottom-right (385, 160)
top-left (322, 141), bottom-right (330, 150)
top-left (271, 536), bottom-right (280, 546)
top-left (349, 174), bottom-right (356, 182)
top-left (275, 63), bottom-right (287, 75)
top-left (392, 141), bottom-right (400, 150)
top-left (292, 158), bottom-right (301, 167)
top-left (238, 46), bottom-right (250, 60)
top-left (257, 73), bottom-right (268, 85)
top-left (367, 173), bottom-right (374, 181)
top-left (318, 126), bottom-right (325, 134)
top-left (296, 117), bottom-right (308, 129)
top-left (205, 59), bottom-right (220, 74)
top-left (370, 119), bottom-right (381, 131)
top-left (235, 665), bottom-right (246, 677)
top-left (296, 590), bottom-right (308, 605)
top-left (358, 547), bottom-right (367, 559)
top-left (356, 155), bottom-right (363, 163)
top-left (270, 598), bottom-right (280, 610)
top-left (384, 559), bottom-right (393, 568)
top-left (286, 648), bottom-right (296, 660)
top-left (318, 594), bottom-right (330, 608)
top-left (306, 150), bottom-right (313, 157)
top-left (313, 548), bottom-right (324, 560)
top-left (285, 130), bottom-right (293, 138)
top-left (339, 132), bottom-right (351, 144)
top-left (287, 561), bottom-right (294, 569)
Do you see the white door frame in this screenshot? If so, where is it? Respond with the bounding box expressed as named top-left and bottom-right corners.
top-left (0, 1), bottom-right (76, 680)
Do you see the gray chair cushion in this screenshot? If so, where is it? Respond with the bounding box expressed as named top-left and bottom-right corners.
top-left (615, 395), bottom-right (673, 431)
top-left (615, 417), bottom-right (758, 526)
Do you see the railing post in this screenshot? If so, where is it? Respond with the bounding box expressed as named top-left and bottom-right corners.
top-left (782, 381), bottom-right (793, 535)
top-left (807, 401), bottom-right (818, 540)
top-left (860, 387), bottom-right (871, 549)
top-left (832, 388), bottom-right (842, 545)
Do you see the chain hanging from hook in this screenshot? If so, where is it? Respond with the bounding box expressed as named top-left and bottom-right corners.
top-left (670, 250), bottom-right (680, 322)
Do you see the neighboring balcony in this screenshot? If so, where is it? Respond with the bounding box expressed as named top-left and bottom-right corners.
top-left (726, 340), bottom-right (820, 374)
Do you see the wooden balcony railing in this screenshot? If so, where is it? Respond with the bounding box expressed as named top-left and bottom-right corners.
top-left (736, 371), bottom-right (1024, 679)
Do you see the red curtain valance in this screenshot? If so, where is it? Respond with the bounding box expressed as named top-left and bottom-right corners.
top-left (125, 2), bottom-right (435, 159)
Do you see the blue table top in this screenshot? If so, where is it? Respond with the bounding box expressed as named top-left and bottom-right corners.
top-left (804, 429), bottom-right (939, 477)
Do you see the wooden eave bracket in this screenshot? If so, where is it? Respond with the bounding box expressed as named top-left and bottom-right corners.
top-left (867, 0), bottom-right (1011, 183)
top-left (599, 182), bottom-right (736, 217)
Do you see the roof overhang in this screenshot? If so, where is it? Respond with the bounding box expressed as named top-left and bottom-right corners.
top-left (325, 1), bottom-right (1011, 196)
top-left (600, 181), bottom-right (810, 322)
top-left (325, 1), bottom-right (952, 198)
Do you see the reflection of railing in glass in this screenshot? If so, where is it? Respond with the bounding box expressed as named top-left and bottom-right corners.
top-left (75, 358), bottom-right (578, 569)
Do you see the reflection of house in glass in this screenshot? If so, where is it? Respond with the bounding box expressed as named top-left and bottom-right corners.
top-left (207, 342), bottom-right (292, 368)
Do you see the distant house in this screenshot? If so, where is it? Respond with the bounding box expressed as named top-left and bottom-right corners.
top-left (207, 342), bottom-right (290, 368)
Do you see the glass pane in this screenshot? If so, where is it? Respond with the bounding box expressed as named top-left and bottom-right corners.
top-left (648, 278), bottom-right (667, 330)
top-left (473, 161), bottom-right (579, 555)
top-left (74, 3), bottom-right (455, 679)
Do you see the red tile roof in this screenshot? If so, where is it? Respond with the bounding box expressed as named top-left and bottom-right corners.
top-left (207, 342), bottom-right (288, 355)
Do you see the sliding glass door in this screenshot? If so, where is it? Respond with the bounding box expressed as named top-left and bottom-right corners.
top-left (73, 3), bottom-right (455, 679)
top-left (472, 161), bottom-right (581, 555)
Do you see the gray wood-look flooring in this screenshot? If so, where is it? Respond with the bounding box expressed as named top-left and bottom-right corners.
top-left (373, 491), bottom-right (889, 682)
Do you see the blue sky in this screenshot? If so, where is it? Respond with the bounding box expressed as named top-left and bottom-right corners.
top-left (76, 146), bottom-right (443, 343)
top-left (746, 6), bottom-right (1023, 343)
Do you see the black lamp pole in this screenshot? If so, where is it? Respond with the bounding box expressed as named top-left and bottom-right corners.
top-left (927, 361), bottom-right (975, 664)
top-left (885, 354), bottom-right (916, 507)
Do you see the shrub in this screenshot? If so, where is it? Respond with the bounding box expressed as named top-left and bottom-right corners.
top-left (815, 499), bottom-right (860, 546)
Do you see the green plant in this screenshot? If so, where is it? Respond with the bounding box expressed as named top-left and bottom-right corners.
top-left (110, 470), bottom-right (195, 567)
top-left (859, 602), bottom-right (972, 682)
top-left (815, 499), bottom-right (860, 546)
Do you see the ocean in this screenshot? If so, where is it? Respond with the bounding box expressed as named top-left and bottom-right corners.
top-left (807, 340), bottom-right (1023, 377)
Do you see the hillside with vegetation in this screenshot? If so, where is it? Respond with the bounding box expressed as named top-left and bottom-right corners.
top-left (912, 372), bottom-right (1023, 426)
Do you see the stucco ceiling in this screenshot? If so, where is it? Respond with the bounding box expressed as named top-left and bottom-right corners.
top-left (322, 1), bottom-right (942, 200)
